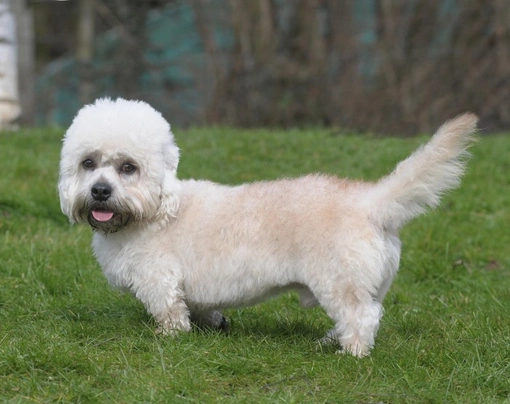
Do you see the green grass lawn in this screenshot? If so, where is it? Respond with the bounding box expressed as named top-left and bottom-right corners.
top-left (0, 125), bottom-right (509, 403)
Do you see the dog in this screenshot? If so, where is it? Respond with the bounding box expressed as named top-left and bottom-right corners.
top-left (58, 98), bottom-right (477, 357)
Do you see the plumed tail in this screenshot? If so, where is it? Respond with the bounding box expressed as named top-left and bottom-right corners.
top-left (368, 113), bottom-right (478, 229)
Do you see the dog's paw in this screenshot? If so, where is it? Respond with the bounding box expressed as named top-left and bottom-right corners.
top-left (337, 341), bottom-right (371, 358)
top-left (217, 315), bottom-right (229, 333)
top-left (210, 311), bottom-right (229, 332)
top-left (191, 310), bottom-right (229, 333)
top-left (155, 317), bottom-right (192, 336)
top-left (319, 329), bottom-right (371, 357)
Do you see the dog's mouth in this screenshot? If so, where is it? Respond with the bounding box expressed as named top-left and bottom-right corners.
top-left (87, 208), bottom-right (131, 234)
top-left (91, 210), bottom-right (115, 222)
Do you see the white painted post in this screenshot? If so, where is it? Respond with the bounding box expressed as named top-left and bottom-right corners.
top-left (0, 0), bottom-right (21, 129)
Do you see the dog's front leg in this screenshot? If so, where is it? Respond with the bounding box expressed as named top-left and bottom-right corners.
top-left (191, 310), bottom-right (229, 332)
top-left (131, 273), bottom-right (191, 336)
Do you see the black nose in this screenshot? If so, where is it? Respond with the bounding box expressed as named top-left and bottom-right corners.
top-left (91, 183), bottom-right (112, 201)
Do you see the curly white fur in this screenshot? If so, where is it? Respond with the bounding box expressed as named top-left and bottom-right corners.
top-left (59, 98), bottom-right (477, 357)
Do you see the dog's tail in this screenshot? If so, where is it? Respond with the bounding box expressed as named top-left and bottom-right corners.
top-left (367, 113), bottom-right (478, 230)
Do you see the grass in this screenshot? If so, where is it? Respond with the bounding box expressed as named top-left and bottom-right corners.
top-left (0, 125), bottom-right (509, 403)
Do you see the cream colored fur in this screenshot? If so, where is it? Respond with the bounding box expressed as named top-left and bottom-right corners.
top-left (58, 98), bottom-right (478, 357)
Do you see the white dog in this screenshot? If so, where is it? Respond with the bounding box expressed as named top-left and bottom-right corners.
top-left (58, 98), bottom-right (477, 357)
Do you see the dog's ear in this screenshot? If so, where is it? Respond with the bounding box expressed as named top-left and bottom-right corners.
top-left (58, 169), bottom-right (78, 223)
top-left (157, 140), bottom-right (181, 220)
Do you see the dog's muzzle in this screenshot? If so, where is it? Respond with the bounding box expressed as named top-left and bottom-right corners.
top-left (86, 182), bottom-right (131, 233)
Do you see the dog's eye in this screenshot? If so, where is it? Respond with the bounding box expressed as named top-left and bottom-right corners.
top-left (121, 163), bottom-right (136, 174)
top-left (82, 159), bottom-right (95, 169)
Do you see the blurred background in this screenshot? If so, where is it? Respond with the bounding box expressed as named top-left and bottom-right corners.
top-left (1, 0), bottom-right (509, 134)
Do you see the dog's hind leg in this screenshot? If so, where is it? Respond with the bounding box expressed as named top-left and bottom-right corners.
top-left (337, 295), bottom-right (383, 357)
top-left (316, 277), bottom-right (383, 357)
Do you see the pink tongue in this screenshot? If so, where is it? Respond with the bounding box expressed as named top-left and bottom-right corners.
top-left (92, 210), bottom-right (114, 222)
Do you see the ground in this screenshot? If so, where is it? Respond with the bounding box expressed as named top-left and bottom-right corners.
top-left (0, 126), bottom-right (508, 403)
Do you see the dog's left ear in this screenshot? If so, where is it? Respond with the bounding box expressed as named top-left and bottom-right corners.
top-left (157, 139), bottom-right (181, 220)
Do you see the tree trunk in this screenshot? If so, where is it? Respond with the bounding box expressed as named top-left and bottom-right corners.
top-left (77, 0), bottom-right (95, 105)
top-left (12, 0), bottom-right (34, 125)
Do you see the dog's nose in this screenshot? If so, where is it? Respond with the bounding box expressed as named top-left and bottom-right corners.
top-left (91, 183), bottom-right (112, 201)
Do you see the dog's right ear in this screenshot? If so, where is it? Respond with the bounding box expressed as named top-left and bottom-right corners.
top-left (157, 140), bottom-right (181, 220)
top-left (58, 168), bottom-right (78, 223)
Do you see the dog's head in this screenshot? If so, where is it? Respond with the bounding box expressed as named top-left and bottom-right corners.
top-left (58, 98), bottom-right (180, 233)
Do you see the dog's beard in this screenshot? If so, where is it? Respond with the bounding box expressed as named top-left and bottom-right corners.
top-left (82, 200), bottom-right (134, 234)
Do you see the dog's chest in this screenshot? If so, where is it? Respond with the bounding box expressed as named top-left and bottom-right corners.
top-left (91, 233), bottom-right (138, 289)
